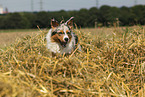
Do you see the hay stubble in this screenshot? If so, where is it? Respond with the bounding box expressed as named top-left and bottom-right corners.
top-left (0, 26), bottom-right (145, 96)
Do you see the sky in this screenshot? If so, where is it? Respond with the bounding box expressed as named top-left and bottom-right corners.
top-left (0, 0), bottom-right (145, 12)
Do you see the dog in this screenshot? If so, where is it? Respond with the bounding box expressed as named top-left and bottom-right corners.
top-left (46, 17), bottom-right (81, 55)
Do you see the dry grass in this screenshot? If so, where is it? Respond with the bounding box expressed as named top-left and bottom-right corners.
top-left (0, 26), bottom-right (145, 96)
top-left (0, 29), bottom-right (38, 48)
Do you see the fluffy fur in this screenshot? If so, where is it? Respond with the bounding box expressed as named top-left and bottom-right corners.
top-left (46, 17), bottom-right (81, 55)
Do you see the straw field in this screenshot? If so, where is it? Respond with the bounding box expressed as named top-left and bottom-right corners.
top-left (0, 29), bottom-right (37, 48)
top-left (0, 26), bottom-right (145, 96)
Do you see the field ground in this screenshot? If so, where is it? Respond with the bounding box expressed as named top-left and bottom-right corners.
top-left (0, 26), bottom-right (145, 96)
top-left (0, 29), bottom-right (39, 48)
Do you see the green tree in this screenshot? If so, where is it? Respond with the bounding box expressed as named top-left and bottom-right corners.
top-left (35, 11), bottom-right (49, 28)
top-left (98, 5), bottom-right (112, 26)
top-left (131, 5), bottom-right (145, 25)
top-left (0, 13), bottom-right (30, 29)
top-left (75, 8), bottom-right (89, 27)
top-left (23, 12), bottom-right (37, 28)
top-left (88, 7), bottom-right (98, 27)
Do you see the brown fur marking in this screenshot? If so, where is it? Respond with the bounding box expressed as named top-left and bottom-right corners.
top-left (51, 33), bottom-right (65, 43)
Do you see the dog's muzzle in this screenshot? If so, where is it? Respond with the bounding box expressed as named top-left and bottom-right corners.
top-left (58, 38), bottom-right (69, 47)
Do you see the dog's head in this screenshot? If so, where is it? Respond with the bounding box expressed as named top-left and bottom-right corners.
top-left (50, 17), bottom-right (74, 47)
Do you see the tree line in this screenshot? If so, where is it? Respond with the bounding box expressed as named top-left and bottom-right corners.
top-left (0, 5), bottom-right (145, 29)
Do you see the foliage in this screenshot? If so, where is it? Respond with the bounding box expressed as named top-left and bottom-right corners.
top-left (0, 5), bottom-right (145, 29)
top-left (0, 26), bottom-right (145, 96)
top-left (0, 13), bottom-right (31, 29)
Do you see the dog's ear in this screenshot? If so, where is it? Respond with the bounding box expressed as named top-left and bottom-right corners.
top-left (51, 18), bottom-right (59, 28)
top-left (65, 17), bottom-right (74, 29)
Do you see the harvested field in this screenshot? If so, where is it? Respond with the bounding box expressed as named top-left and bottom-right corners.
top-left (0, 26), bottom-right (145, 96)
top-left (0, 29), bottom-right (38, 48)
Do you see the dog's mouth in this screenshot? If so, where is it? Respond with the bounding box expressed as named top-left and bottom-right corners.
top-left (61, 42), bottom-right (68, 47)
top-left (58, 39), bottom-right (68, 47)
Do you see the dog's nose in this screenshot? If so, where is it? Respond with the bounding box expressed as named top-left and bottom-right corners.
top-left (64, 38), bottom-right (69, 42)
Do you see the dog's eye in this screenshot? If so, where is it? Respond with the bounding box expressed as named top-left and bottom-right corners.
top-left (51, 31), bottom-right (57, 36)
